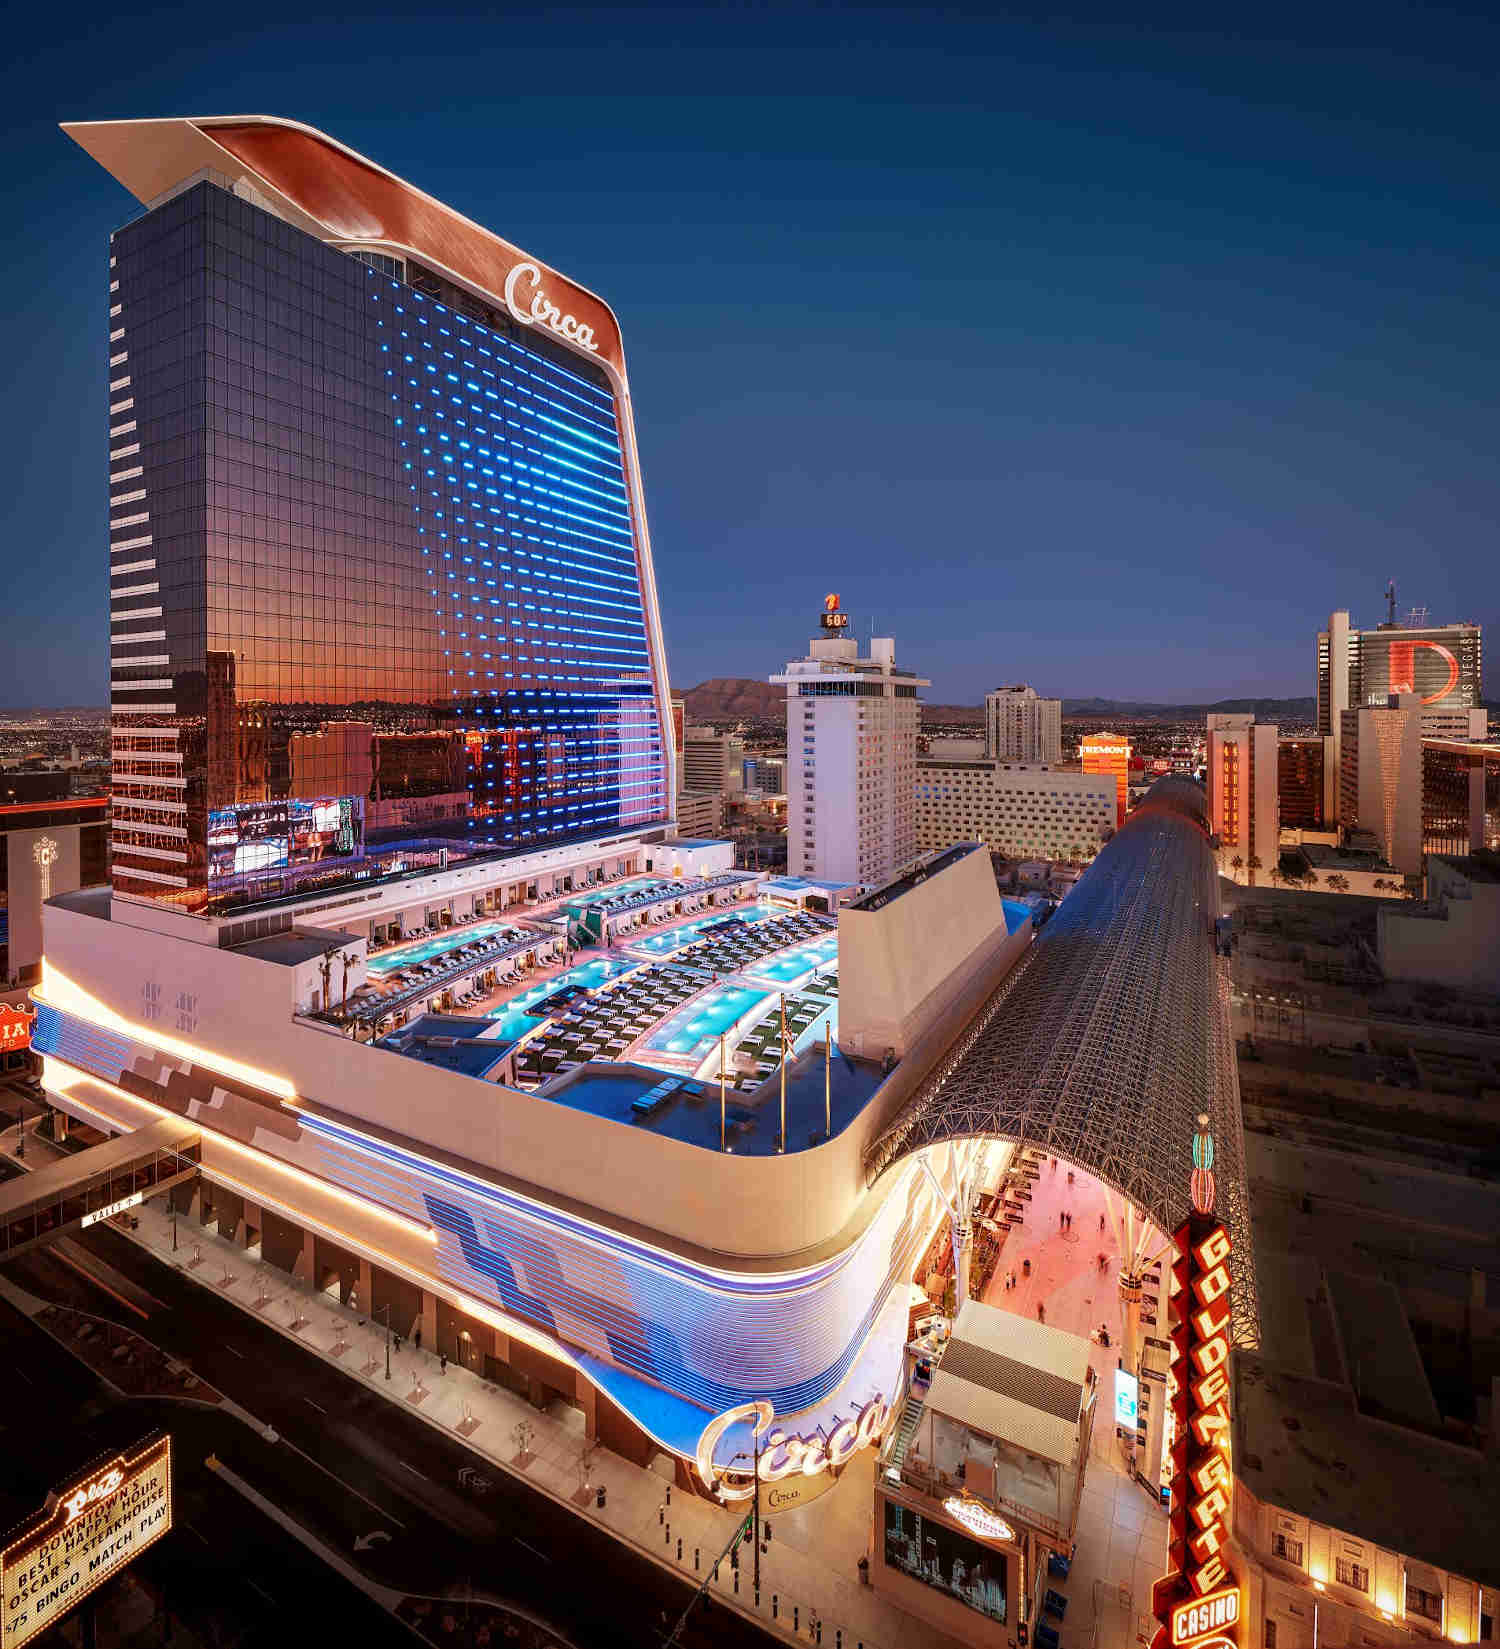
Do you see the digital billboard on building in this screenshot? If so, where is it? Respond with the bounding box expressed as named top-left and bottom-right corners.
top-left (1357, 625), bottom-right (1481, 711)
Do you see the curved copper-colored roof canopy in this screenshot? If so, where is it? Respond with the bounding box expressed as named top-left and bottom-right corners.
top-left (61, 115), bottom-right (625, 380)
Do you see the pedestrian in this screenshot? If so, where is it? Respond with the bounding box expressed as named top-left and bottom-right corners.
top-left (1067, 1170), bottom-right (1075, 1187)
top-left (1023, 1258), bottom-right (1031, 1277)
top-left (394, 1334), bottom-right (403, 1354)
top-left (1099, 1212), bottom-right (1106, 1232)
top-left (1059, 1210), bottom-right (1065, 1230)
top-left (414, 1325), bottom-right (422, 1351)
top-left (1037, 1302), bottom-right (1046, 1323)
top-left (440, 1353), bottom-right (447, 1375)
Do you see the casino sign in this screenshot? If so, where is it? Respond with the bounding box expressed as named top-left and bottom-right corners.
top-left (1, 1433), bottom-right (172, 1649)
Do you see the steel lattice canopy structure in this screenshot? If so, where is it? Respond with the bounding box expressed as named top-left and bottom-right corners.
top-left (866, 777), bottom-right (1259, 1348)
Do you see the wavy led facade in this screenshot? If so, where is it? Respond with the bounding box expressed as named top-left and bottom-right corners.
top-left (31, 993), bottom-right (937, 1432)
top-left (69, 117), bottom-right (672, 914)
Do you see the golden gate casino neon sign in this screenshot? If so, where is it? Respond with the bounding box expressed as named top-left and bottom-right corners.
top-left (1152, 1116), bottom-right (1242, 1649)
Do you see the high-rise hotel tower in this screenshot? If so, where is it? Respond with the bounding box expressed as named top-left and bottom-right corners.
top-left (67, 117), bottom-right (673, 916)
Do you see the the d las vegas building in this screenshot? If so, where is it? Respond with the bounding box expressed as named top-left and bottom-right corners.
top-left (45, 115), bottom-right (1015, 1527)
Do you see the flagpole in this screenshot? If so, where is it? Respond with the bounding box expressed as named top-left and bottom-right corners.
top-left (720, 1031), bottom-right (727, 1152)
top-left (824, 1025), bottom-right (831, 1139)
top-left (779, 993), bottom-right (787, 1153)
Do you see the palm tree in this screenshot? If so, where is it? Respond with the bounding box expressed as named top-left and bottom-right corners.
top-left (1325, 873), bottom-right (1350, 893)
top-left (1230, 855), bottom-right (1245, 884)
top-left (338, 950), bottom-right (359, 1011)
top-left (1303, 871), bottom-right (1319, 889)
top-left (1246, 853), bottom-right (1262, 888)
top-left (1268, 865), bottom-right (1284, 890)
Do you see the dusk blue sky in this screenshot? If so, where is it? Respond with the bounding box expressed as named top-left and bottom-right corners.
top-left (5, 1), bottom-right (1497, 707)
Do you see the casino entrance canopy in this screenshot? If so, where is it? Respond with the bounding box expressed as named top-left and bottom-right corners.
top-left (866, 778), bottom-right (1259, 1349)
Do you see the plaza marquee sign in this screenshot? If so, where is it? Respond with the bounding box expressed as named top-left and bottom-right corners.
top-left (0, 1005), bottom-right (35, 1055)
top-left (695, 1395), bottom-right (892, 1502)
top-left (2, 1433), bottom-right (172, 1648)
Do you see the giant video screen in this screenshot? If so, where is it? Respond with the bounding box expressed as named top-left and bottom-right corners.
top-left (208, 796), bottom-right (362, 882)
top-left (884, 1498), bottom-right (1007, 1623)
top-left (1359, 629), bottom-right (1480, 711)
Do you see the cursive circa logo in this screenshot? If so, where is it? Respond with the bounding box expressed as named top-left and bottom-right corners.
top-left (62, 1467), bottom-right (124, 1524)
top-left (695, 1395), bottom-right (891, 1502)
top-left (503, 262), bottom-right (599, 353)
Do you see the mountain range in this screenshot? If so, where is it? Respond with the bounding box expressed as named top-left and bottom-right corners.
top-left (679, 680), bottom-right (1320, 725)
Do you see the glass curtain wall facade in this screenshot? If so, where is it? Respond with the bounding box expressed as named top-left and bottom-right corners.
top-left (109, 181), bottom-right (667, 914)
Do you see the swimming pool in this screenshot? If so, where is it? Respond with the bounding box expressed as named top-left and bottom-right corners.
top-left (645, 984), bottom-right (772, 1061)
top-left (626, 906), bottom-right (774, 956)
top-left (484, 956), bottom-right (642, 1030)
top-left (368, 918), bottom-right (520, 976)
top-left (1001, 898), bottom-right (1032, 934)
top-left (565, 876), bottom-right (671, 910)
top-left (746, 932), bottom-right (840, 985)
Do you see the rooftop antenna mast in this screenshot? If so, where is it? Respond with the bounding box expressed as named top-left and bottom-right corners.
top-left (1384, 579), bottom-right (1397, 626)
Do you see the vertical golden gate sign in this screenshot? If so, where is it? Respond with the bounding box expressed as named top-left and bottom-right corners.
top-left (1152, 1117), bottom-right (1241, 1649)
top-left (2, 1433), bottom-right (172, 1648)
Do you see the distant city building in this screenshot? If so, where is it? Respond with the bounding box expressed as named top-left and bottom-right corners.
top-left (1078, 731), bottom-right (1131, 828)
top-left (984, 684), bottom-right (1062, 765)
top-left (914, 759), bottom-right (1114, 862)
top-left (1421, 737), bottom-right (1500, 860)
top-left (1, 794), bottom-right (109, 988)
top-left (673, 790), bottom-right (724, 838)
top-left (681, 727), bottom-right (745, 796)
top-left (771, 598), bottom-right (926, 885)
top-left (1339, 696), bottom-right (1424, 876)
top-left (742, 754), bottom-right (786, 793)
top-left (1316, 603), bottom-right (1482, 822)
top-left (1207, 714), bottom-right (1278, 881)
top-left (1277, 735), bottom-right (1333, 831)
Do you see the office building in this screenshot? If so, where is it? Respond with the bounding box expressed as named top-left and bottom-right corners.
top-left (742, 754), bottom-right (786, 793)
top-left (1339, 696), bottom-right (1424, 876)
top-left (914, 759), bottom-right (1114, 862)
top-left (771, 600), bottom-right (926, 886)
top-left (681, 727), bottom-right (745, 796)
top-left (673, 790), bottom-right (723, 839)
top-left (1316, 604), bottom-right (1482, 822)
top-left (1079, 731), bottom-right (1130, 828)
top-left (1276, 735), bottom-right (1332, 831)
top-left (984, 684), bottom-right (1061, 765)
top-left (1422, 738), bottom-right (1500, 859)
top-left (70, 115), bottom-right (672, 919)
top-left (1207, 714), bottom-right (1278, 882)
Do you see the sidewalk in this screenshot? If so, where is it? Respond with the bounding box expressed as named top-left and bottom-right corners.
top-left (100, 1171), bottom-right (962, 1649)
top-left (979, 1156), bottom-right (1169, 1649)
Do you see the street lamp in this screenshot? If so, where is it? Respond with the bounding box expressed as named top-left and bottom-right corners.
top-left (725, 1421), bottom-right (765, 1596)
top-left (376, 1301), bottom-right (392, 1380)
top-left (15, 1107), bottom-right (24, 1159)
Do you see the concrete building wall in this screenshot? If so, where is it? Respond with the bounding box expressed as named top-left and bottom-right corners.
top-left (838, 846), bottom-right (1029, 1062)
top-left (1341, 697), bottom-right (1423, 876)
top-left (1379, 858), bottom-right (1500, 994)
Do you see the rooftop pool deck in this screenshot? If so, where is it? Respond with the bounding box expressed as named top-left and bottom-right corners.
top-left (563, 876), bottom-right (673, 910)
top-left (746, 931), bottom-right (839, 985)
top-left (1001, 897), bottom-right (1032, 934)
top-left (623, 905), bottom-right (775, 956)
top-left (644, 983), bottom-right (773, 1060)
top-left (367, 917), bottom-right (522, 975)
top-left (482, 955), bottom-right (643, 1036)
top-left (541, 1040), bottom-right (887, 1155)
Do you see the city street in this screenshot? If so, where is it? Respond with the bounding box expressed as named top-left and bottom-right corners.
top-left (0, 1190), bottom-right (773, 1649)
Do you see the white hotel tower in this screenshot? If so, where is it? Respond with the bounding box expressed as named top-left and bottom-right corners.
top-left (772, 598), bottom-right (927, 887)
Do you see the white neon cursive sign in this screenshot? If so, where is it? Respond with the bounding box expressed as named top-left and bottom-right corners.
top-left (503, 262), bottom-right (599, 353)
top-left (63, 1468), bottom-right (124, 1524)
top-left (943, 1494), bottom-right (1015, 1544)
top-left (695, 1395), bottom-right (891, 1502)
